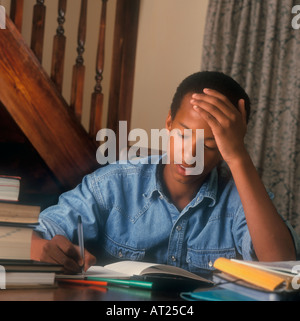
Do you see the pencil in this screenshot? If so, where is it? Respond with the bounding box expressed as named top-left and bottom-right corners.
top-left (87, 277), bottom-right (153, 289)
top-left (77, 215), bottom-right (85, 273)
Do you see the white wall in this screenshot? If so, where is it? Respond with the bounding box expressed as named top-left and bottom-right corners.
top-left (131, 0), bottom-right (209, 142)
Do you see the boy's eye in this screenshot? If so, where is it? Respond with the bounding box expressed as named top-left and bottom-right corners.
top-left (176, 131), bottom-right (191, 139)
top-left (204, 144), bottom-right (217, 151)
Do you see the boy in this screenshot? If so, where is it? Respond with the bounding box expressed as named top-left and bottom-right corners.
top-left (31, 71), bottom-right (299, 273)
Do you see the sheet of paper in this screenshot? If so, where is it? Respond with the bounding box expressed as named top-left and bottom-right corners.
top-left (231, 259), bottom-right (300, 275)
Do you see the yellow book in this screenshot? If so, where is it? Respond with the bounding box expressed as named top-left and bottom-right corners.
top-left (213, 258), bottom-right (292, 292)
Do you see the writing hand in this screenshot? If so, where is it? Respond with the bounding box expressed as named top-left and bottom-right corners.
top-left (31, 233), bottom-right (96, 273)
top-left (191, 89), bottom-right (248, 166)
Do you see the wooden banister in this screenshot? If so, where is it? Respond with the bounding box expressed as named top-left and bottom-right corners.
top-left (51, 0), bottom-right (67, 93)
top-left (7, 0), bottom-right (140, 143)
top-left (0, 17), bottom-right (99, 189)
top-left (70, 0), bottom-right (87, 122)
top-left (89, 0), bottom-right (108, 138)
top-left (2, 0), bottom-right (141, 181)
top-left (107, 0), bottom-right (140, 145)
top-left (31, 0), bottom-right (46, 63)
top-left (10, 0), bottom-right (24, 33)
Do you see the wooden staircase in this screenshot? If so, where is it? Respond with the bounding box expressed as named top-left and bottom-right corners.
top-left (0, 0), bottom-right (140, 207)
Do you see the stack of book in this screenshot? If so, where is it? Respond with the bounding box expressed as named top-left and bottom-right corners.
top-left (213, 258), bottom-right (300, 293)
top-left (0, 175), bottom-right (63, 289)
top-left (0, 175), bottom-right (21, 202)
top-left (181, 257), bottom-right (300, 301)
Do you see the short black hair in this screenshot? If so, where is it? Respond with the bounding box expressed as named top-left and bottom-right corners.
top-left (170, 71), bottom-right (251, 123)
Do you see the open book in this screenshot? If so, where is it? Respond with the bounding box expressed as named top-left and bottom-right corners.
top-left (57, 260), bottom-right (213, 285)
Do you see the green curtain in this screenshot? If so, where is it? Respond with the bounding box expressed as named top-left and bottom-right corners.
top-left (201, 0), bottom-right (300, 234)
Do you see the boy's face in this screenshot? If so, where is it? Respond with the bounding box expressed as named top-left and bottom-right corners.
top-left (165, 93), bottom-right (222, 184)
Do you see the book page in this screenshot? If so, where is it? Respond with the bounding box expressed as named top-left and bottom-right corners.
top-left (104, 261), bottom-right (159, 276)
top-left (142, 265), bottom-right (213, 283)
top-left (0, 176), bottom-right (20, 202)
top-left (56, 265), bottom-right (131, 279)
top-left (105, 261), bottom-right (212, 283)
top-left (0, 227), bottom-right (32, 260)
top-left (0, 203), bottom-right (40, 224)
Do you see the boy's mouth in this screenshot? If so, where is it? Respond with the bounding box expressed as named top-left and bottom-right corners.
top-left (175, 162), bottom-right (195, 169)
top-left (175, 163), bottom-right (196, 176)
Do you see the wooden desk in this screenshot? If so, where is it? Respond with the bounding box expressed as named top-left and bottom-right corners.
top-left (1, 277), bottom-right (298, 302)
top-left (0, 282), bottom-right (184, 301)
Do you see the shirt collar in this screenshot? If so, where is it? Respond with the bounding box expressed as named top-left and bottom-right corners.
top-left (143, 155), bottom-right (166, 200)
top-left (193, 167), bottom-right (218, 207)
top-left (144, 155), bottom-right (219, 208)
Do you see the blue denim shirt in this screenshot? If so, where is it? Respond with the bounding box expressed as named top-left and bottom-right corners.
top-left (35, 155), bottom-right (299, 273)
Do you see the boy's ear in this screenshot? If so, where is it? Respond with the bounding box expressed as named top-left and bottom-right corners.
top-left (165, 110), bottom-right (172, 131)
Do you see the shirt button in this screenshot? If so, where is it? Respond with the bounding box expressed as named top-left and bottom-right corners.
top-left (171, 256), bottom-right (176, 262)
top-left (208, 260), bottom-right (213, 268)
top-left (176, 225), bottom-right (182, 231)
top-left (118, 250), bottom-right (123, 258)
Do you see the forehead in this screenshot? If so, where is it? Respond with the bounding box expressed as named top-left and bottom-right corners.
top-left (174, 93), bottom-right (213, 134)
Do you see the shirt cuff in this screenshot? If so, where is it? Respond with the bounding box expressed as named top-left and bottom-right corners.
top-left (241, 229), bottom-right (257, 261)
top-left (34, 217), bottom-right (69, 241)
top-left (284, 219), bottom-right (300, 259)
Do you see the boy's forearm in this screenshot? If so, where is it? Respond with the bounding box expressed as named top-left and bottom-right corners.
top-left (227, 151), bottom-right (296, 261)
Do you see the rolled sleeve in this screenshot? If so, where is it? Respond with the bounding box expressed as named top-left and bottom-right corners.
top-left (232, 205), bottom-right (257, 260)
top-left (232, 204), bottom-right (300, 261)
top-left (35, 216), bottom-right (69, 240)
top-left (282, 219), bottom-right (300, 260)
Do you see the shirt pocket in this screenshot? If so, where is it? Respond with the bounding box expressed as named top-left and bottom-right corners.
top-left (186, 248), bottom-right (236, 272)
top-left (103, 234), bottom-right (146, 261)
